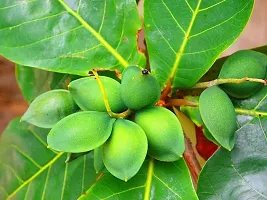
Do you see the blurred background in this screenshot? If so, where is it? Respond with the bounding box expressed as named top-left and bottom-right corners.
top-left (0, 0), bottom-right (267, 133)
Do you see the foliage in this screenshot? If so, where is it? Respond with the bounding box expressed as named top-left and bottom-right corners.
top-left (1, 0), bottom-right (267, 200)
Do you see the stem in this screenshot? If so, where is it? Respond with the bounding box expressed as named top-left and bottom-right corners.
top-left (160, 80), bottom-right (172, 101)
top-left (91, 69), bottom-right (115, 117)
top-left (165, 98), bottom-right (199, 107)
top-left (183, 136), bottom-right (201, 187)
top-left (235, 108), bottom-right (267, 117)
top-left (192, 77), bottom-right (267, 89)
top-left (115, 109), bottom-right (132, 119)
top-left (91, 69), bottom-right (132, 119)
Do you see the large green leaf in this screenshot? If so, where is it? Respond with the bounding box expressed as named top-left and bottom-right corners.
top-left (144, 0), bottom-right (254, 88)
top-left (79, 158), bottom-right (198, 200)
top-left (0, 118), bottom-right (98, 200)
top-left (16, 65), bottom-right (80, 103)
top-left (0, 0), bottom-right (145, 75)
top-left (197, 85), bottom-right (267, 199)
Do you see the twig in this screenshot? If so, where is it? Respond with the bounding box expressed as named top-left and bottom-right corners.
top-left (192, 77), bottom-right (267, 89)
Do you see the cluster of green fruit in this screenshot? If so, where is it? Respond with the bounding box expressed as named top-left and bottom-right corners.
top-left (198, 50), bottom-right (267, 150)
top-left (21, 66), bottom-right (185, 181)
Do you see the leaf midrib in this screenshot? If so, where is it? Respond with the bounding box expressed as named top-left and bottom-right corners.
top-left (57, 0), bottom-right (129, 68)
top-left (7, 152), bottom-right (64, 199)
top-left (168, 0), bottom-right (202, 86)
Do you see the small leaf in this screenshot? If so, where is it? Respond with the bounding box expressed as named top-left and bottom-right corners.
top-left (79, 158), bottom-right (198, 200)
top-left (144, 0), bottom-right (254, 88)
top-left (47, 111), bottom-right (116, 153)
top-left (0, 0), bottom-right (145, 75)
top-left (21, 89), bottom-right (79, 128)
top-left (0, 119), bottom-right (98, 200)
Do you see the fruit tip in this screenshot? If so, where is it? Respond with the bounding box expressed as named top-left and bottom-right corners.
top-left (47, 145), bottom-right (50, 149)
top-left (124, 178), bottom-right (128, 182)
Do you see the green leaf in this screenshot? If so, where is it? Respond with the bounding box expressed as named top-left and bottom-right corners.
top-left (0, 0), bottom-right (145, 75)
top-left (197, 85), bottom-right (267, 199)
top-left (79, 158), bottom-right (198, 200)
top-left (0, 118), bottom-right (98, 200)
top-left (16, 65), bottom-right (80, 103)
top-left (144, 0), bottom-right (254, 88)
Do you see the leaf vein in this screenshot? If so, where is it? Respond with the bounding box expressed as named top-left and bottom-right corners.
top-left (168, 0), bottom-right (202, 86)
top-left (8, 144), bottom-right (42, 169)
top-left (77, 0), bottom-right (82, 14)
top-left (1, 26), bottom-right (83, 49)
top-left (184, 0), bottom-right (194, 13)
top-left (98, 0), bottom-right (107, 33)
top-left (0, 0), bottom-right (36, 11)
top-left (7, 152), bottom-right (64, 199)
top-left (81, 155), bottom-right (86, 194)
top-left (115, 2), bottom-right (126, 50)
top-left (199, 0), bottom-right (227, 12)
top-left (102, 185), bottom-right (145, 200)
top-left (0, 11), bottom-right (68, 32)
top-left (29, 128), bottom-right (58, 154)
top-left (160, 0), bottom-right (186, 34)
top-left (57, 0), bottom-right (128, 67)
top-left (144, 158), bottom-right (154, 200)
top-left (0, 163), bottom-right (25, 183)
top-left (189, 1), bottom-right (251, 38)
top-left (147, 6), bottom-right (177, 55)
top-left (41, 166), bottom-right (51, 200)
top-left (24, 182), bottom-right (31, 200)
top-left (230, 156), bottom-right (267, 199)
top-left (60, 162), bottom-right (68, 200)
top-left (0, 186), bottom-right (9, 197)
top-left (258, 118), bottom-right (267, 144)
top-left (153, 173), bottom-right (182, 199)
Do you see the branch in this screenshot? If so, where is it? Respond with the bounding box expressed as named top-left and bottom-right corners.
top-left (192, 77), bottom-right (267, 89)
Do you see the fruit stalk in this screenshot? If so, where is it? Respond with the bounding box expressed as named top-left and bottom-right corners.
top-left (192, 77), bottom-right (267, 89)
top-left (165, 98), bottom-right (199, 107)
top-left (91, 69), bottom-right (132, 118)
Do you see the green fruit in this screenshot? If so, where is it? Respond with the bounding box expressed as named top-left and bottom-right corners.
top-left (199, 86), bottom-right (237, 150)
top-left (47, 111), bottom-right (116, 153)
top-left (68, 76), bottom-right (127, 113)
top-left (94, 146), bottom-right (104, 173)
top-left (103, 119), bottom-right (147, 181)
top-left (21, 89), bottom-right (78, 128)
top-left (121, 66), bottom-right (161, 110)
top-left (135, 107), bottom-right (185, 162)
top-left (218, 50), bottom-right (267, 98)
